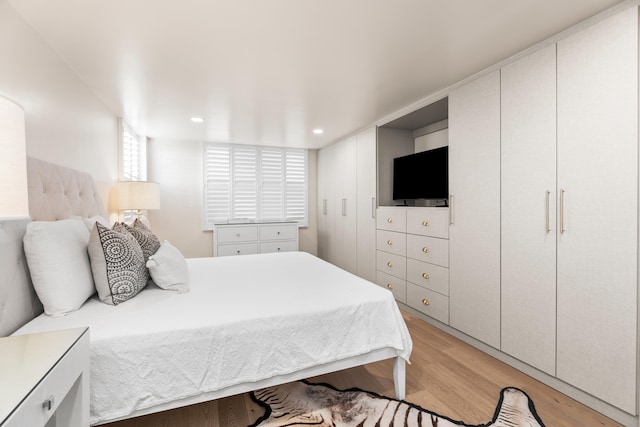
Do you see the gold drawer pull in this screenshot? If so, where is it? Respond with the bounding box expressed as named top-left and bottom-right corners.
top-left (387, 240), bottom-right (393, 246)
top-left (422, 220), bottom-right (429, 226)
top-left (422, 298), bottom-right (430, 306)
top-left (422, 273), bottom-right (430, 279)
top-left (387, 261), bottom-right (393, 267)
top-left (422, 247), bottom-right (430, 253)
top-left (387, 283), bottom-right (393, 289)
top-left (387, 217), bottom-right (393, 223)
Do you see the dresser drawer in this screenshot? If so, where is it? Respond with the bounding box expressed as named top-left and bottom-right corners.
top-left (216, 226), bottom-right (259, 243)
top-left (407, 284), bottom-right (449, 324)
top-left (407, 207), bottom-right (449, 238)
top-left (406, 258), bottom-right (449, 295)
top-left (217, 243), bottom-right (259, 256)
top-left (376, 271), bottom-right (407, 303)
top-left (376, 251), bottom-right (406, 279)
top-left (259, 224), bottom-right (298, 241)
top-left (376, 207), bottom-right (406, 232)
top-left (376, 230), bottom-right (406, 256)
top-left (406, 234), bottom-right (449, 267)
top-left (260, 240), bottom-right (298, 253)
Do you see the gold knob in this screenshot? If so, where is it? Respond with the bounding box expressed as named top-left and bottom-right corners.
top-left (387, 217), bottom-right (393, 223)
top-left (387, 261), bottom-right (393, 267)
top-left (422, 247), bottom-right (430, 253)
top-left (387, 283), bottom-right (393, 289)
top-left (422, 220), bottom-right (429, 226)
top-left (422, 273), bottom-right (430, 279)
top-left (387, 240), bottom-right (393, 246)
top-left (422, 298), bottom-right (430, 306)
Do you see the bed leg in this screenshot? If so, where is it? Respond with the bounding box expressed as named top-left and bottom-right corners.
top-left (393, 357), bottom-right (406, 400)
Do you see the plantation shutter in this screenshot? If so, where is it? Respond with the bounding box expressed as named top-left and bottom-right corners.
top-left (203, 143), bottom-right (308, 229)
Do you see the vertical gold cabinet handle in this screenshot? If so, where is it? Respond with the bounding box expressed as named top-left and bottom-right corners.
top-left (560, 189), bottom-right (566, 233)
top-left (372, 197), bottom-right (376, 219)
top-left (449, 195), bottom-right (454, 225)
top-left (322, 199), bottom-right (327, 215)
top-left (545, 190), bottom-right (550, 233)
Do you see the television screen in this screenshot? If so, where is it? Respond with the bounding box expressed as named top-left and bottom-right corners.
top-left (393, 147), bottom-right (448, 201)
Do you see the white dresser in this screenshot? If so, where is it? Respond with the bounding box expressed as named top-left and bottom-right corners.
top-left (213, 221), bottom-right (299, 257)
top-left (376, 206), bottom-right (450, 324)
top-left (0, 328), bottom-right (89, 427)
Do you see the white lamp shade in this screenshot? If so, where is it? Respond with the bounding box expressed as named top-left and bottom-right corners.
top-left (116, 181), bottom-right (160, 210)
top-left (0, 97), bottom-right (28, 218)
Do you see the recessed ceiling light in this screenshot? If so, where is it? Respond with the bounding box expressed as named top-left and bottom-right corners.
top-left (313, 129), bottom-right (324, 135)
top-left (191, 117), bottom-right (204, 123)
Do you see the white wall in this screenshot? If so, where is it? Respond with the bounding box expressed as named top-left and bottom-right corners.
top-left (147, 138), bottom-right (318, 258)
top-left (0, 1), bottom-right (118, 208)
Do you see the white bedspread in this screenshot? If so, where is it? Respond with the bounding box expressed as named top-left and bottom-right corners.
top-left (14, 252), bottom-right (412, 424)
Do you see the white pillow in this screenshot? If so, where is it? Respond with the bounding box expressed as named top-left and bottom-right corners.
top-left (23, 218), bottom-right (95, 316)
top-left (146, 241), bottom-right (189, 293)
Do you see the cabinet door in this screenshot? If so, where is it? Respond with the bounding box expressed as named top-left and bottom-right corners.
top-left (557, 8), bottom-right (637, 413)
top-left (317, 146), bottom-right (331, 261)
top-left (356, 127), bottom-right (377, 282)
top-left (448, 70), bottom-right (501, 348)
top-left (501, 44), bottom-right (557, 375)
top-left (333, 136), bottom-right (358, 273)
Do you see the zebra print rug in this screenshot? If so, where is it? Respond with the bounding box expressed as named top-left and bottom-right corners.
top-left (249, 380), bottom-right (545, 427)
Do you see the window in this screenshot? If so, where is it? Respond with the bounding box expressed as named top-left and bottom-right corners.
top-left (118, 119), bottom-right (147, 222)
top-left (203, 143), bottom-right (308, 229)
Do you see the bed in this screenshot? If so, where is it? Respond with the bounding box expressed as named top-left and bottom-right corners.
top-left (0, 157), bottom-right (413, 425)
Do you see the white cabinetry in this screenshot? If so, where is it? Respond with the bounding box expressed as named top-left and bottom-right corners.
top-left (376, 207), bottom-right (449, 324)
top-left (501, 44), bottom-right (557, 375)
top-left (556, 8), bottom-right (638, 413)
top-left (448, 70), bottom-right (501, 349)
top-left (1, 328), bottom-right (89, 427)
top-left (318, 127), bottom-right (376, 277)
top-left (213, 222), bottom-right (298, 256)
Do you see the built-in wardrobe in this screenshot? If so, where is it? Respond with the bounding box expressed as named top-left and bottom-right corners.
top-left (318, 4), bottom-right (639, 425)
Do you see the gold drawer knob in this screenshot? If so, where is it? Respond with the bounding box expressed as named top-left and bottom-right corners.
top-left (422, 247), bottom-right (430, 253)
top-left (387, 261), bottom-right (393, 267)
top-left (422, 220), bottom-right (429, 226)
top-left (387, 283), bottom-right (393, 289)
top-left (422, 298), bottom-right (430, 306)
top-left (387, 217), bottom-right (393, 223)
top-left (422, 273), bottom-right (430, 279)
top-left (387, 240), bottom-right (393, 246)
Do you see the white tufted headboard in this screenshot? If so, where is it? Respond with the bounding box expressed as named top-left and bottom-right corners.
top-left (0, 158), bottom-right (107, 335)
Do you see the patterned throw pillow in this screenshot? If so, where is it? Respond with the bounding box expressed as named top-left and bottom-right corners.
top-left (118, 219), bottom-right (161, 264)
top-left (88, 222), bottom-right (149, 305)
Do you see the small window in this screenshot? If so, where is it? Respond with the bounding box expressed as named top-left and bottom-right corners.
top-left (203, 143), bottom-right (308, 229)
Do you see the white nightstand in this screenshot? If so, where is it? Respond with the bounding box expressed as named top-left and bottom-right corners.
top-left (0, 328), bottom-right (90, 427)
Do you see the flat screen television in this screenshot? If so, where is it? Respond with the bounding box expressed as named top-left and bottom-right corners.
top-left (393, 147), bottom-right (448, 202)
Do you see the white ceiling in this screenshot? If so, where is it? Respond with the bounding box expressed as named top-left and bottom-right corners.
top-left (7, 0), bottom-right (626, 149)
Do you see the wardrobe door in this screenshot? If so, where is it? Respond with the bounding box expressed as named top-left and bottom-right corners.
top-left (317, 146), bottom-right (331, 262)
top-left (356, 127), bottom-right (377, 282)
top-left (501, 45), bottom-right (557, 375)
top-left (557, 7), bottom-right (637, 413)
top-left (333, 136), bottom-right (358, 273)
top-left (448, 70), bottom-right (501, 348)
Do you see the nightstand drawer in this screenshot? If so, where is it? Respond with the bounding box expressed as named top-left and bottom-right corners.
top-left (216, 226), bottom-right (259, 243)
top-left (376, 251), bottom-right (406, 279)
top-left (260, 240), bottom-right (298, 253)
top-left (217, 243), bottom-right (259, 256)
top-left (376, 271), bottom-right (407, 303)
top-left (407, 258), bottom-right (449, 295)
top-left (376, 207), bottom-right (406, 232)
top-left (406, 234), bottom-right (448, 267)
top-left (407, 284), bottom-right (449, 324)
top-left (376, 230), bottom-right (406, 256)
top-left (259, 224), bottom-right (297, 241)
top-left (407, 207), bottom-right (449, 238)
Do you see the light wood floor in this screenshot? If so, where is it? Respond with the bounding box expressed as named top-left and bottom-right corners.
top-left (104, 310), bottom-right (622, 427)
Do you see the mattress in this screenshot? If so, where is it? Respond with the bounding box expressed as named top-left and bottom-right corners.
top-left (14, 251), bottom-right (412, 424)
